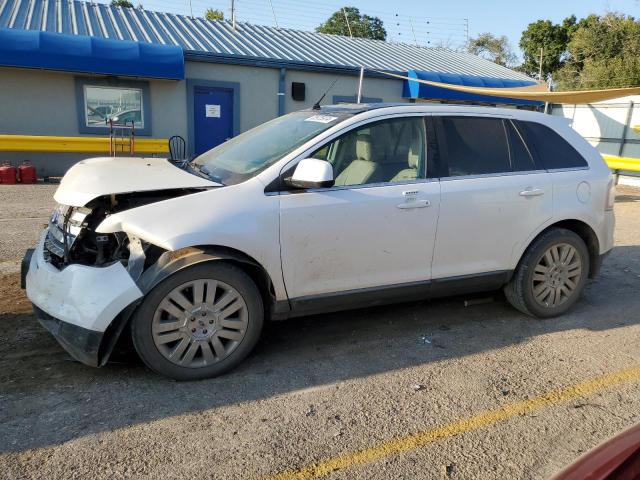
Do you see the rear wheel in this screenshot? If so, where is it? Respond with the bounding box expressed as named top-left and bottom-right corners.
top-left (131, 262), bottom-right (263, 380)
top-left (504, 228), bottom-right (589, 318)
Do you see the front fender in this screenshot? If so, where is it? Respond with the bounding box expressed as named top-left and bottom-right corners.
top-left (94, 180), bottom-right (287, 301)
top-left (137, 247), bottom-right (259, 294)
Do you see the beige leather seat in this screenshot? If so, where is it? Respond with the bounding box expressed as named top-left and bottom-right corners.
top-left (334, 134), bottom-right (378, 186)
top-left (391, 134), bottom-right (423, 182)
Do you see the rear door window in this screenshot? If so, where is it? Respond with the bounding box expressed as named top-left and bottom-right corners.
top-left (436, 116), bottom-right (511, 177)
top-left (516, 121), bottom-right (588, 170)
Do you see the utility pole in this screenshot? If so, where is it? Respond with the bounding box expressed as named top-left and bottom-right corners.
top-left (342, 7), bottom-right (353, 37)
top-left (357, 66), bottom-right (364, 103)
top-left (188, 0), bottom-right (193, 17)
top-left (231, 0), bottom-right (236, 30)
top-left (538, 46), bottom-right (544, 82)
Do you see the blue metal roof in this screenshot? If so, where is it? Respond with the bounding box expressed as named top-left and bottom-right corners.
top-left (0, 27), bottom-right (184, 79)
top-left (0, 0), bottom-right (533, 81)
top-left (403, 70), bottom-right (543, 106)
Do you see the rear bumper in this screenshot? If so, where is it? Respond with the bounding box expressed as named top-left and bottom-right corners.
top-left (601, 210), bottom-right (615, 254)
top-left (590, 210), bottom-right (615, 278)
top-left (590, 250), bottom-right (612, 279)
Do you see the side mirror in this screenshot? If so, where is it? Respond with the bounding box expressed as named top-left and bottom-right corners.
top-left (285, 159), bottom-right (334, 189)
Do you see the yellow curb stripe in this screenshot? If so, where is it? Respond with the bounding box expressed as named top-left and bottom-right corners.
top-left (265, 365), bottom-right (640, 480)
top-left (602, 154), bottom-right (640, 173)
top-left (0, 134), bottom-right (169, 154)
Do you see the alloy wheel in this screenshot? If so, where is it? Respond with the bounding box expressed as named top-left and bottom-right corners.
top-left (151, 279), bottom-right (249, 368)
top-left (531, 243), bottom-right (583, 308)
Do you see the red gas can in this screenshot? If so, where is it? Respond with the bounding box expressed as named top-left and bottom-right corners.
top-left (0, 162), bottom-right (18, 184)
top-left (18, 160), bottom-right (37, 184)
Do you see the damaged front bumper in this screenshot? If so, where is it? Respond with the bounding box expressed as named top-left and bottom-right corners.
top-left (24, 230), bottom-right (143, 366)
top-left (33, 305), bottom-right (105, 366)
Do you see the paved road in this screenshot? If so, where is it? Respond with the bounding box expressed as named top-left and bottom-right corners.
top-left (1, 184), bottom-right (639, 479)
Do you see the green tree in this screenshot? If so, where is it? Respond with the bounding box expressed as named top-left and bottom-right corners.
top-left (467, 33), bottom-right (516, 67)
top-left (316, 7), bottom-right (386, 41)
top-left (204, 8), bottom-right (224, 21)
top-left (519, 16), bottom-right (577, 79)
top-left (110, 0), bottom-right (133, 8)
top-left (555, 13), bottom-right (640, 89)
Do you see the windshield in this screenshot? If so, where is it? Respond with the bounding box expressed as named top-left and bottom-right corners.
top-left (192, 111), bottom-right (351, 185)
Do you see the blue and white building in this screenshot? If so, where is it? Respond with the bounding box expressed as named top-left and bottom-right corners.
top-left (0, 0), bottom-right (538, 175)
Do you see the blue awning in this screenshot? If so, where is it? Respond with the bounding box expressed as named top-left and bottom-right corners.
top-left (0, 28), bottom-right (184, 80)
top-left (402, 70), bottom-right (543, 106)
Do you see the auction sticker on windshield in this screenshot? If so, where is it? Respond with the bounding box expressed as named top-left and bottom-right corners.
top-left (304, 115), bottom-right (338, 124)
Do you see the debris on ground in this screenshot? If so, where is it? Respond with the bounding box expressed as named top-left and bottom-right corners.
top-left (444, 463), bottom-right (455, 477)
top-left (463, 297), bottom-right (494, 307)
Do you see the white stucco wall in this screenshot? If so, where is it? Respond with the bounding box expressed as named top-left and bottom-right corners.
top-left (185, 61), bottom-right (280, 133)
top-left (0, 63), bottom-right (408, 175)
top-left (283, 70), bottom-right (407, 113)
top-left (0, 67), bottom-right (187, 140)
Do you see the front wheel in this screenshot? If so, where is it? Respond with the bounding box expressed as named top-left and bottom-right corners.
top-left (131, 262), bottom-right (264, 381)
top-left (504, 228), bottom-right (589, 318)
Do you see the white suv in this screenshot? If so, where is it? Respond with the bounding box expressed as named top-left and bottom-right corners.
top-left (23, 104), bottom-right (615, 380)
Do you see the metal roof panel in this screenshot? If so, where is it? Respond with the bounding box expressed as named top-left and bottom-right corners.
top-left (0, 0), bottom-right (534, 81)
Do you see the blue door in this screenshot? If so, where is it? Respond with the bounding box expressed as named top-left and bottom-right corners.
top-left (193, 86), bottom-right (234, 155)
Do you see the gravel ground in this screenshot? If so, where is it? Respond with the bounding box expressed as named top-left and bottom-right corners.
top-left (0, 184), bottom-right (639, 479)
top-left (0, 184), bottom-right (56, 274)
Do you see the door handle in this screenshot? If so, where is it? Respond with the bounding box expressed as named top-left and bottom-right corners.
top-left (519, 187), bottom-right (545, 197)
top-left (397, 199), bottom-right (430, 209)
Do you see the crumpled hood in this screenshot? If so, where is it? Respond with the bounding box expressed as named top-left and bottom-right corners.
top-left (54, 157), bottom-right (219, 206)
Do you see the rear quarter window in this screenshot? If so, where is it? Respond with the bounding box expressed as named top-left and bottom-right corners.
top-left (516, 121), bottom-right (588, 170)
top-left (506, 121), bottom-right (537, 172)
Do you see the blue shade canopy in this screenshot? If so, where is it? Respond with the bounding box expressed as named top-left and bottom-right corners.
top-left (403, 70), bottom-right (543, 106)
top-left (0, 28), bottom-right (184, 80)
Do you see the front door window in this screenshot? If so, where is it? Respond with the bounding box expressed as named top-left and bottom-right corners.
top-left (310, 117), bottom-right (426, 186)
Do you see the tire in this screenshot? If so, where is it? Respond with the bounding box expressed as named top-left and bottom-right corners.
top-left (130, 262), bottom-right (264, 381)
top-left (504, 228), bottom-right (590, 318)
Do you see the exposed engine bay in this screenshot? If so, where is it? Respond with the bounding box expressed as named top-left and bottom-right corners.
top-left (44, 188), bottom-right (206, 275)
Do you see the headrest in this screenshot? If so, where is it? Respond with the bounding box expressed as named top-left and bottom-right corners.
top-left (408, 134), bottom-right (422, 169)
top-left (356, 134), bottom-right (373, 161)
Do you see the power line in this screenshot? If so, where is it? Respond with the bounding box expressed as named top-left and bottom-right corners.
top-left (91, 0), bottom-right (471, 49)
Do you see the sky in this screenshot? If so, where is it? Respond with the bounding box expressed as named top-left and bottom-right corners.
top-left (118, 0), bottom-right (639, 57)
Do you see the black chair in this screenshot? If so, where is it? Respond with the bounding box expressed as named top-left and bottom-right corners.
top-left (169, 135), bottom-right (187, 162)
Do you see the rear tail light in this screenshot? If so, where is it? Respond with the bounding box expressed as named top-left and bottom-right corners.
top-left (605, 178), bottom-right (616, 211)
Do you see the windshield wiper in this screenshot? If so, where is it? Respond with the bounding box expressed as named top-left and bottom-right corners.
top-left (191, 163), bottom-right (225, 185)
